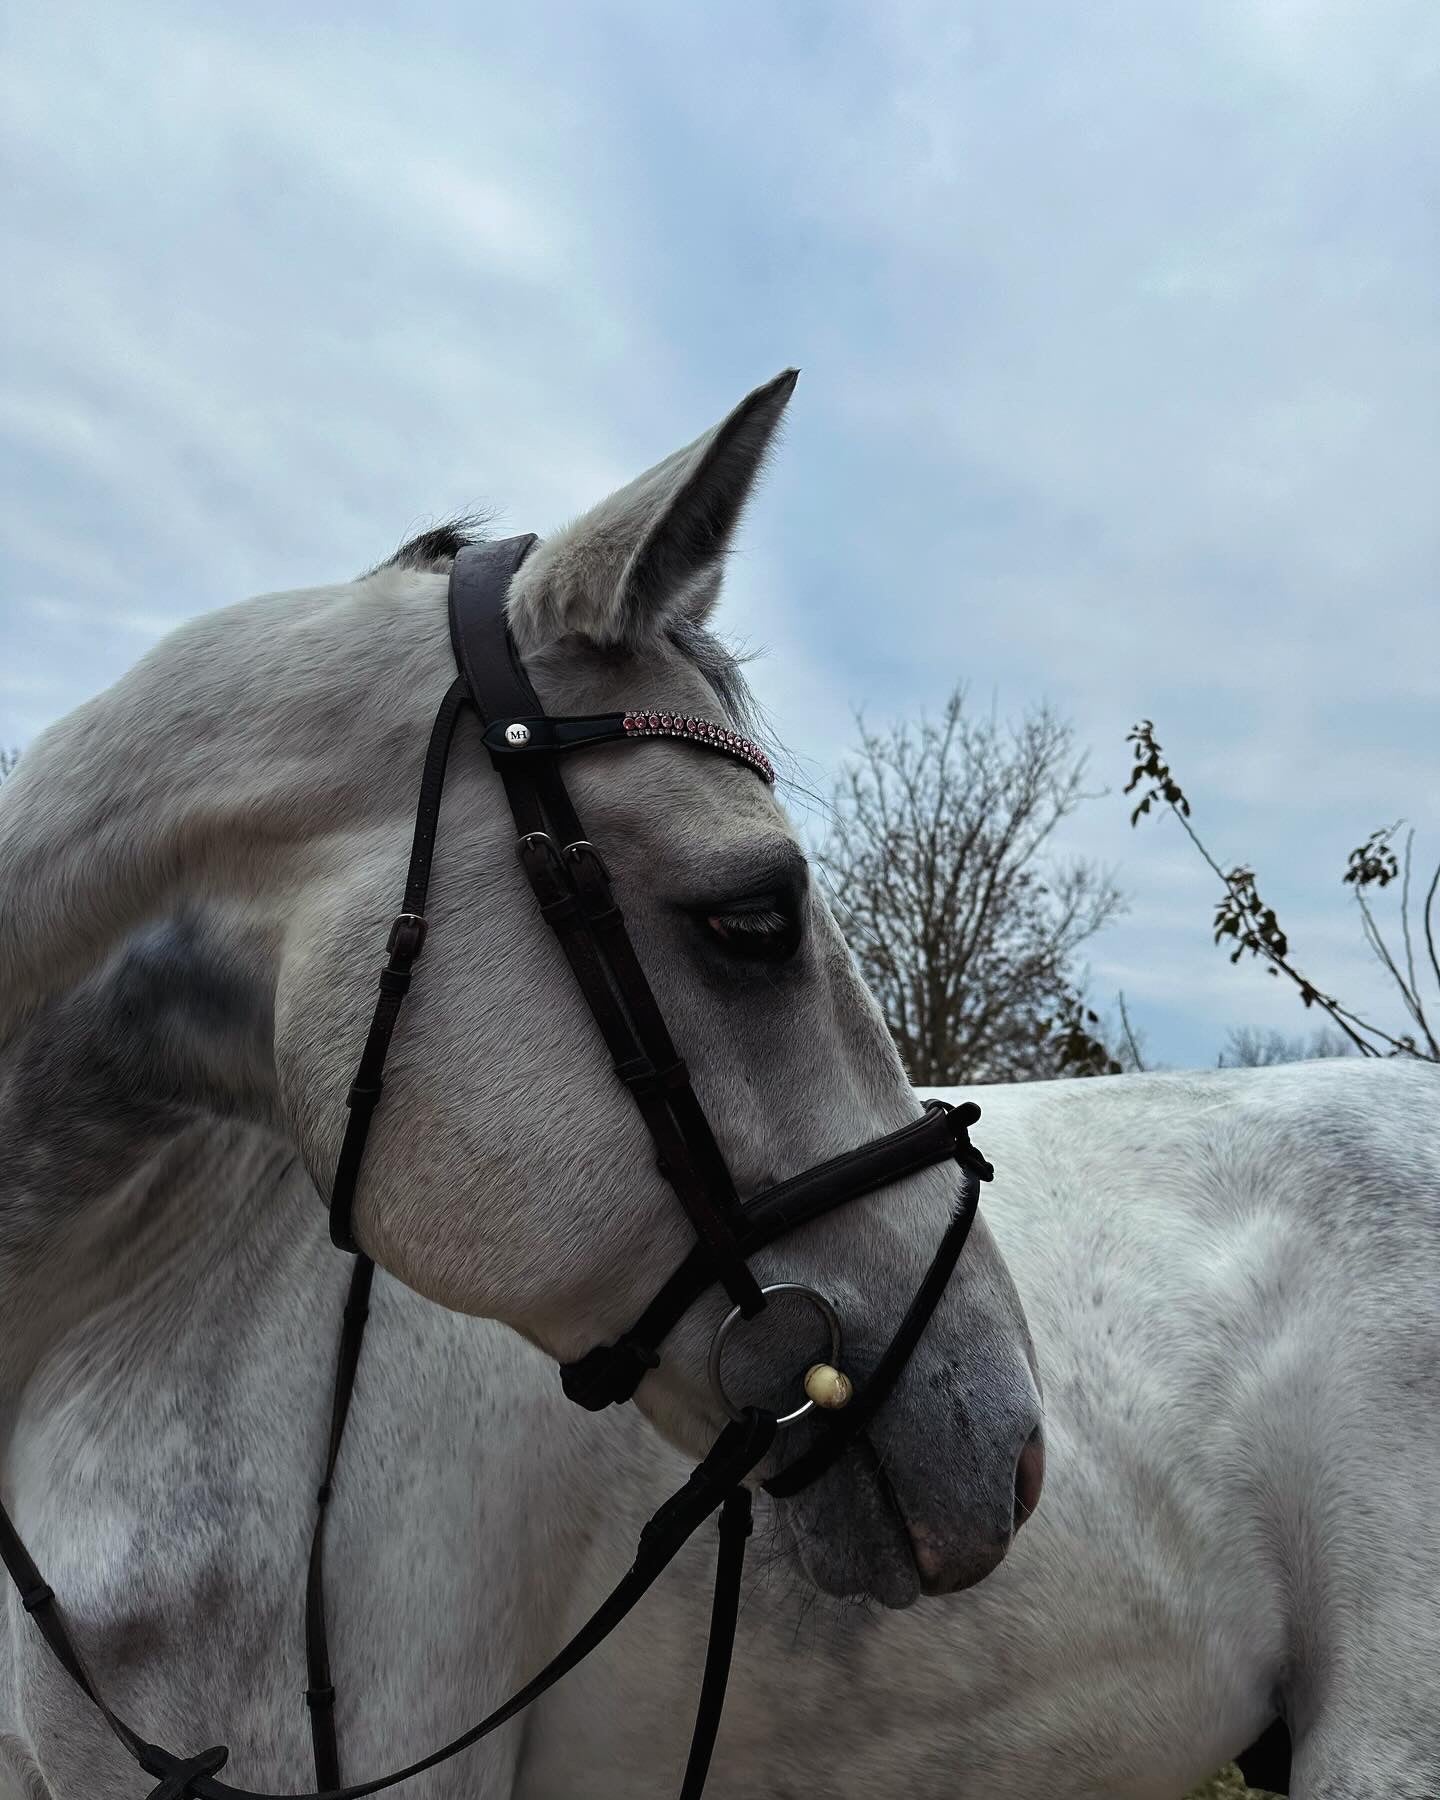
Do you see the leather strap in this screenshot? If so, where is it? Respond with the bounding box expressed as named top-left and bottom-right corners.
top-left (447, 540), bottom-right (765, 1318)
top-left (328, 680), bottom-right (469, 1253)
top-left (562, 1101), bottom-right (990, 1410)
top-left (303, 1254), bottom-right (376, 1786)
top-left (446, 536), bottom-right (543, 721)
top-left (330, 537), bottom-right (776, 1295)
top-left (762, 1164), bottom-right (983, 1497)
top-left (677, 1490), bottom-right (752, 1800)
top-left (0, 1411), bottom-right (777, 1800)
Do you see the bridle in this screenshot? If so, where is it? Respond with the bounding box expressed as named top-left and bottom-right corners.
top-left (0, 537), bottom-right (994, 1799)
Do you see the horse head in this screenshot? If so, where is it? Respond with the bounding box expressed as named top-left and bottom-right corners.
top-left (0, 373), bottom-right (1043, 1607)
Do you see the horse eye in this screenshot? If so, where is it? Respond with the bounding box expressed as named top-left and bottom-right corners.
top-left (702, 899), bottom-right (801, 963)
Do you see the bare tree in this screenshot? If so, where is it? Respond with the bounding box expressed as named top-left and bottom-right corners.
top-left (1126, 720), bottom-right (1439, 1062)
top-left (817, 691), bottom-right (1126, 1084)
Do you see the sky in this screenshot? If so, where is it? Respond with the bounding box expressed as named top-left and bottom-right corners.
top-left (3, 0), bottom-right (1437, 1070)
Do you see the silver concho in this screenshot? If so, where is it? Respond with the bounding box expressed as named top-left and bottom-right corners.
top-left (504, 722), bottom-right (532, 746)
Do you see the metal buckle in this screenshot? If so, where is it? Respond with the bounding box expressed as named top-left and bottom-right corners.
top-left (386, 912), bottom-right (428, 959)
top-left (708, 1283), bottom-right (844, 1428)
top-left (563, 839), bottom-right (611, 881)
top-left (517, 831), bottom-right (563, 877)
top-left (517, 833), bottom-right (578, 919)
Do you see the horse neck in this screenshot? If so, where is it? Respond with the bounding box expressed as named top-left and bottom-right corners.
top-left (0, 567), bottom-right (449, 1384)
top-left (0, 568), bottom-right (451, 1051)
top-left (0, 908), bottom-right (315, 1411)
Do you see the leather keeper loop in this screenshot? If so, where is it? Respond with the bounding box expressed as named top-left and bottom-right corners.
top-left (578, 898), bottom-right (622, 928)
top-left (537, 891), bottom-right (582, 926)
top-left (615, 1055), bottom-right (651, 1088)
top-left (377, 967), bottom-right (411, 996)
top-left (346, 1080), bottom-right (383, 1111)
top-left (21, 1581), bottom-right (52, 1614)
top-left (616, 1056), bottom-right (689, 1097)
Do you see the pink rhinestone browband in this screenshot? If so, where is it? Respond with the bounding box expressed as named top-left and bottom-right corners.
top-left (621, 711), bottom-right (776, 785)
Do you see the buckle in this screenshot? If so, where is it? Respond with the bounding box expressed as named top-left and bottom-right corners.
top-left (386, 912), bottom-right (428, 960)
top-left (517, 831), bottom-right (565, 887)
top-left (563, 839), bottom-right (612, 882)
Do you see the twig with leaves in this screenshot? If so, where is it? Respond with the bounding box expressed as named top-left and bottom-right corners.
top-left (1049, 996), bottom-right (1123, 1077)
top-left (1125, 721), bottom-right (1438, 1062)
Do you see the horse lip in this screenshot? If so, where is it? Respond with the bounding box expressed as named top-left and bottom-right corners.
top-left (866, 1447), bottom-right (927, 1588)
top-left (772, 1435), bottom-right (922, 1608)
top-left (813, 1434), bottom-right (957, 1599)
top-left (871, 1449), bottom-right (1013, 1596)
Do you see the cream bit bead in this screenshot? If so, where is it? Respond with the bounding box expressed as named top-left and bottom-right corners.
top-left (803, 1362), bottom-right (854, 1409)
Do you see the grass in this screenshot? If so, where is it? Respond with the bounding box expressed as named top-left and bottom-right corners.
top-left (1187, 1767), bottom-right (1283, 1798)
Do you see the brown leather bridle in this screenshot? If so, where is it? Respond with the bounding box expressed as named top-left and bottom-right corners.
top-left (0, 537), bottom-right (993, 1800)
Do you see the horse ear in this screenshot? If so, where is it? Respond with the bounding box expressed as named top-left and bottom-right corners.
top-left (506, 369), bottom-right (797, 652)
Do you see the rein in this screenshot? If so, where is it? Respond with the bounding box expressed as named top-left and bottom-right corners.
top-left (0, 537), bottom-right (993, 1798)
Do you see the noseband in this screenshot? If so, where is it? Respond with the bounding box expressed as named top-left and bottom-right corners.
top-left (0, 538), bottom-right (993, 1799)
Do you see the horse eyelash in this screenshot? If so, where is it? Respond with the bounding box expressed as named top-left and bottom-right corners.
top-left (706, 909), bottom-right (791, 939)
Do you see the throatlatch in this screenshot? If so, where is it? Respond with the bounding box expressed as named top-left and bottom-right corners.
top-left (0, 536), bottom-right (993, 1800)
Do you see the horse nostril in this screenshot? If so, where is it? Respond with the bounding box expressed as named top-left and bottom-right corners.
top-left (1013, 1425), bottom-right (1045, 1533)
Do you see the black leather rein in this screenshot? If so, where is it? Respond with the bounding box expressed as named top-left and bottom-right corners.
top-left (0, 537), bottom-right (993, 1800)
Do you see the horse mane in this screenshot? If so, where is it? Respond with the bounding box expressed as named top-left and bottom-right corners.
top-left (366, 515), bottom-right (494, 575)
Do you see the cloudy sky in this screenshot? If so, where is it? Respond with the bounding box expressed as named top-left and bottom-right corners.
top-left (3, 0), bottom-right (1437, 1068)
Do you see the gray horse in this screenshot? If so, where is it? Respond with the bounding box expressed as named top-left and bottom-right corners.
top-left (543, 1060), bottom-right (1440, 1800)
top-left (3, 378), bottom-right (1438, 1798)
top-left (2, 374), bottom-right (1042, 1794)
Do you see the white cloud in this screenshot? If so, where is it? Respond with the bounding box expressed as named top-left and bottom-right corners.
top-left (2, 0), bottom-right (1435, 1068)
